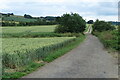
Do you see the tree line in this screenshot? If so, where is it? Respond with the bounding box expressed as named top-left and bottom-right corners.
top-left (2, 20), bottom-right (57, 26)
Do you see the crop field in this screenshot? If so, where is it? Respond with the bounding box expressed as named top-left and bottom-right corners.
top-left (2, 37), bottom-right (76, 68)
top-left (2, 25), bottom-right (56, 34)
top-left (2, 24), bottom-right (84, 78)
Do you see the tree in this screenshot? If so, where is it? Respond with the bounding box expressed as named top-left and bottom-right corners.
top-left (55, 13), bottom-right (86, 33)
top-left (55, 16), bottom-right (61, 24)
top-left (7, 13), bottom-right (14, 16)
top-left (87, 20), bottom-right (94, 24)
top-left (93, 19), bottom-right (115, 32)
top-left (24, 14), bottom-right (32, 19)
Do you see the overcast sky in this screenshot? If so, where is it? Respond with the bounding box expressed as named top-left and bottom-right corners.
top-left (0, 0), bottom-right (119, 21)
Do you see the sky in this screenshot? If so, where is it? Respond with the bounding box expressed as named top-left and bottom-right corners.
top-left (0, 0), bottom-right (119, 21)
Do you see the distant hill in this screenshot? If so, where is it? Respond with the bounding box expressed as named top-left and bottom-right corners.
top-left (1, 13), bottom-right (37, 22)
top-left (2, 15), bottom-right (37, 22)
top-left (1, 13), bottom-right (58, 22)
top-left (108, 21), bottom-right (119, 25)
top-left (1, 12), bottom-right (58, 26)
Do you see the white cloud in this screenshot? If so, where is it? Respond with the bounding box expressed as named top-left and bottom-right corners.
top-left (0, 0), bottom-right (9, 10)
top-left (84, 15), bottom-right (117, 21)
top-left (0, 0), bottom-right (118, 21)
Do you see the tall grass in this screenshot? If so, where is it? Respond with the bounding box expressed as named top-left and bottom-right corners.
top-left (93, 30), bottom-right (119, 51)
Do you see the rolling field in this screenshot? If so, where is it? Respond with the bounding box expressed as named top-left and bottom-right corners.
top-left (3, 37), bottom-right (76, 68)
top-left (2, 25), bottom-right (56, 34)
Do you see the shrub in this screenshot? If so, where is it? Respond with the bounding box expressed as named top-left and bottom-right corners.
top-left (55, 13), bottom-right (86, 33)
top-left (93, 19), bottom-right (115, 32)
top-left (93, 30), bottom-right (119, 51)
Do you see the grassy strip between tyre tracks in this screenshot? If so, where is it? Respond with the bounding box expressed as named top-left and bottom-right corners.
top-left (2, 34), bottom-right (86, 79)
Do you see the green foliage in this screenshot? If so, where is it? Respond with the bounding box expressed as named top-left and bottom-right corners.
top-left (24, 14), bottom-right (32, 19)
top-left (93, 30), bottom-right (119, 51)
top-left (55, 13), bottom-right (86, 33)
top-left (92, 20), bottom-right (118, 51)
top-left (93, 19), bottom-right (115, 32)
top-left (87, 20), bottom-right (94, 24)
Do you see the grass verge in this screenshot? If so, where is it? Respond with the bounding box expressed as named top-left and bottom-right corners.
top-left (2, 63), bottom-right (45, 79)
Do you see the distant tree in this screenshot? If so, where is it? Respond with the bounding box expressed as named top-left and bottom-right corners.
top-left (7, 13), bottom-right (14, 16)
top-left (24, 14), bottom-right (32, 19)
top-left (45, 16), bottom-right (56, 21)
top-left (87, 20), bottom-right (94, 24)
top-left (56, 16), bottom-right (61, 24)
top-left (93, 19), bottom-right (115, 32)
top-left (19, 22), bottom-right (27, 26)
top-left (11, 13), bottom-right (14, 15)
top-left (55, 13), bottom-right (86, 33)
